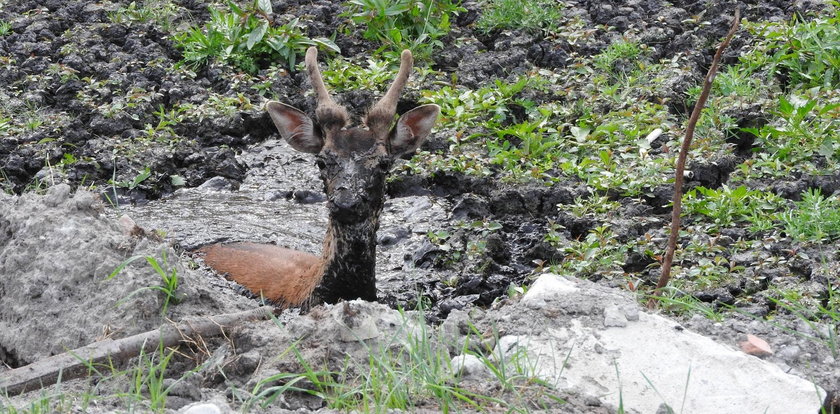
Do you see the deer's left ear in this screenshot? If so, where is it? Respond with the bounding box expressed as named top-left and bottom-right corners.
top-left (389, 104), bottom-right (440, 157)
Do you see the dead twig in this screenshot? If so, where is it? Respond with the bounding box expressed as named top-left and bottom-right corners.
top-left (0, 306), bottom-right (272, 396)
top-left (648, 8), bottom-right (741, 309)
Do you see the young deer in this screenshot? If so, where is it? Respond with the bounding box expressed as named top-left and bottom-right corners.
top-left (200, 47), bottom-right (439, 308)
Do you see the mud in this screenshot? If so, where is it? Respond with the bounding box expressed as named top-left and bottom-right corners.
top-left (1, 0), bottom-right (838, 411)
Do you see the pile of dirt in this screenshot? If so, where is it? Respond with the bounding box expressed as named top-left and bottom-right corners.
top-left (0, 184), bottom-right (253, 367)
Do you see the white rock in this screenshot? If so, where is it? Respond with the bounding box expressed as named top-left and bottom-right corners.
top-left (521, 273), bottom-right (579, 309)
top-left (451, 354), bottom-right (490, 378)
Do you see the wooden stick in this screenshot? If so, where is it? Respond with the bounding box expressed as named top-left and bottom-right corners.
top-left (648, 9), bottom-right (741, 308)
top-left (0, 307), bottom-right (272, 396)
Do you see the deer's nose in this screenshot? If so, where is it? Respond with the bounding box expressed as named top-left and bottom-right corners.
top-left (329, 187), bottom-right (360, 211)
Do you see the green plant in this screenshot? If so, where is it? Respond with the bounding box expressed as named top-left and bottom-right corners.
top-left (127, 343), bottom-right (177, 412)
top-left (0, 20), bottom-right (12, 36)
top-left (646, 287), bottom-right (725, 322)
top-left (780, 188), bottom-right (840, 242)
top-left (107, 250), bottom-right (181, 315)
top-left (742, 96), bottom-right (839, 176)
top-left (109, 166), bottom-right (152, 191)
top-left (475, 0), bottom-right (564, 34)
top-left (593, 40), bottom-right (643, 74)
top-left (342, 0), bottom-right (464, 58)
top-left (682, 185), bottom-right (784, 232)
top-left (175, 0), bottom-right (339, 72)
top-left (108, 0), bottom-right (180, 31)
top-left (761, 8), bottom-right (840, 90)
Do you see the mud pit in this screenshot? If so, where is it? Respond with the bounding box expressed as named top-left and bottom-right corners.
top-left (1, 0), bottom-right (839, 411)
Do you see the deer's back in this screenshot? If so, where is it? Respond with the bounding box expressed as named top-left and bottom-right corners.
top-left (199, 242), bottom-right (322, 305)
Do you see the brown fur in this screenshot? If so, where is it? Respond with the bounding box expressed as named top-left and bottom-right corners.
top-left (199, 243), bottom-right (323, 305)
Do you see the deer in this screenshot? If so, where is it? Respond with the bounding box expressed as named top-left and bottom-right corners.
top-left (199, 47), bottom-right (440, 308)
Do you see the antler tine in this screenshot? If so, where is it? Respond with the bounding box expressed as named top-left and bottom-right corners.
top-left (305, 47), bottom-right (349, 130)
top-left (305, 47), bottom-right (333, 106)
top-left (367, 50), bottom-right (413, 133)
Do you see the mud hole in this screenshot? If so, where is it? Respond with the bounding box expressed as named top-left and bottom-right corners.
top-left (1, 0), bottom-right (839, 412)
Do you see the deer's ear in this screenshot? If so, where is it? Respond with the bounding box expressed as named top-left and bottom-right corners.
top-left (266, 101), bottom-right (323, 153)
top-left (389, 104), bottom-right (440, 157)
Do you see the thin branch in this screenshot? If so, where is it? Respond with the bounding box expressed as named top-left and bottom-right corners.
top-left (648, 8), bottom-right (741, 308)
top-left (0, 307), bottom-right (272, 396)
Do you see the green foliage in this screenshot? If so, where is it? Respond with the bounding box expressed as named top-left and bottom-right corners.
top-left (475, 0), bottom-right (564, 34)
top-left (593, 40), bottom-right (642, 73)
top-left (761, 8), bottom-right (840, 90)
top-left (548, 225), bottom-right (629, 279)
top-left (780, 188), bottom-right (840, 242)
top-left (682, 185), bottom-right (783, 232)
top-left (742, 96), bottom-right (839, 176)
top-left (0, 20), bottom-right (11, 36)
top-left (174, 0), bottom-right (339, 73)
top-left (342, 0), bottom-right (463, 58)
top-left (108, 0), bottom-right (180, 31)
top-left (108, 250), bottom-right (181, 315)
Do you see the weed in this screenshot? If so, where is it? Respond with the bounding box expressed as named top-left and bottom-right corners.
top-left (342, 0), bottom-right (464, 59)
top-left (475, 0), bottom-right (564, 34)
top-left (593, 40), bottom-right (643, 74)
top-left (0, 20), bottom-right (11, 36)
top-left (109, 166), bottom-right (152, 191)
top-left (108, 0), bottom-right (180, 31)
top-left (780, 188), bottom-right (840, 242)
top-left (760, 8), bottom-right (840, 90)
top-left (646, 287), bottom-right (725, 322)
top-left (175, 0), bottom-right (339, 72)
top-left (682, 185), bottom-right (784, 232)
top-left (107, 250), bottom-right (181, 315)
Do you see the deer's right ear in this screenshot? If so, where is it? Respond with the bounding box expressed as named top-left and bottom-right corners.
top-left (266, 101), bottom-right (323, 153)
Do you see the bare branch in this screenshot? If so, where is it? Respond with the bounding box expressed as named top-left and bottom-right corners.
top-left (648, 8), bottom-right (741, 309)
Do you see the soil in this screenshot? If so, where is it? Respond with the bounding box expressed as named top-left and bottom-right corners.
top-left (0, 0), bottom-right (838, 412)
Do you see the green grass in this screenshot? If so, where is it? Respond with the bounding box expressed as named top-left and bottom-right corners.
top-left (239, 308), bottom-right (565, 412)
top-left (107, 250), bottom-right (181, 315)
top-left (475, 0), bottom-right (564, 34)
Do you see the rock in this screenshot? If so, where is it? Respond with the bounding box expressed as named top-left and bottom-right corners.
top-left (520, 273), bottom-right (579, 309)
top-left (740, 334), bottom-right (774, 357)
top-left (604, 305), bottom-right (628, 327)
top-left (180, 402), bottom-right (224, 414)
top-left (451, 354), bottom-right (490, 378)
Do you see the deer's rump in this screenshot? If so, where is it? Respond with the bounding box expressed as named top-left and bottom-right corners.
top-left (198, 242), bottom-right (322, 305)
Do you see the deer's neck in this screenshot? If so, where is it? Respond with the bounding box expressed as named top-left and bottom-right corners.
top-left (312, 209), bottom-right (382, 304)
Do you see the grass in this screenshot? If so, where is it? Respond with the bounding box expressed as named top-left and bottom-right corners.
top-left (107, 250), bottom-right (181, 315)
top-left (238, 307), bottom-right (565, 412)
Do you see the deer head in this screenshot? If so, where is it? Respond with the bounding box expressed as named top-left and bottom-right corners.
top-left (266, 47), bottom-right (440, 223)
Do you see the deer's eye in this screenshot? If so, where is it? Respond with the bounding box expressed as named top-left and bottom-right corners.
top-left (378, 159), bottom-right (392, 171)
top-left (315, 159), bottom-right (327, 170)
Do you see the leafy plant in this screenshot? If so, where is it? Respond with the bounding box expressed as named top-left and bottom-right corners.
top-left (108, 250), bottom-right (181, 315)
top-left (761, 8), bottom-right (840, 90)
top-left (682, 185), bottom-right (783, 232)
top-left (475, 0), bottom-right (564, 34)
top-left (342, 0), bottom-right (464, 58)
top-left (175, 0), bottom-right (339, 72)
top-left (780, 188), bottom-right (840, 242)
top-left (108, 0), bottom-right (180, 31)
